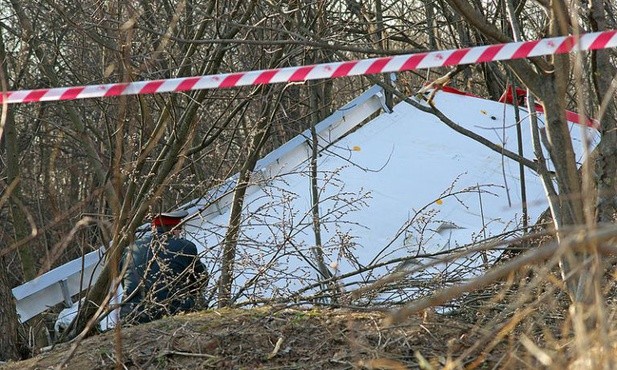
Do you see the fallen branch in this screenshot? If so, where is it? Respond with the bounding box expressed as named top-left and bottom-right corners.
top-left (267, 337), bottom-right (284, 359)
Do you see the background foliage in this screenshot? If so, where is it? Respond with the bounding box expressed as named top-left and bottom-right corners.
top-left (1, 0), bottom-right (616, 364)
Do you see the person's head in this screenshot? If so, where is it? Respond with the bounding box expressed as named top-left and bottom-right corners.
top-left (151, 210), bottom-right (189, 235)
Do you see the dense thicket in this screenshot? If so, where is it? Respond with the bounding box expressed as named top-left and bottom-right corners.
top-left (1, 0), bottom-right (616, 361)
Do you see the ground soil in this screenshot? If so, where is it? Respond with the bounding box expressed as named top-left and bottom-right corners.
top-left (3, 270), bottom-right (616, 369)
top-left (0, 305), bottom-right (496, 370)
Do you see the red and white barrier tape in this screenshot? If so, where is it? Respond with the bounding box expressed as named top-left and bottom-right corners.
top-left (2, 30), bottom-right (616, 104)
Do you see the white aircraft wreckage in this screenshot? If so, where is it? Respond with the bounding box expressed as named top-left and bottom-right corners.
top-left (12, 84), bottom-right (598, 332)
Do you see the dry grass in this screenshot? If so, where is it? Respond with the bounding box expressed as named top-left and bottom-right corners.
top-left (5, 226), bottom-right (617, 369)
top-left (4, 271), bottom-right (617, 370)
top-left (1, 306), bottom-right (473, 370)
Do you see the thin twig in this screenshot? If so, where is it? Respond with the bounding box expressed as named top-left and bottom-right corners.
top-left (159, 350), bottom-right (219, 359)
top-left (385, 224), bottom-right (617, 325)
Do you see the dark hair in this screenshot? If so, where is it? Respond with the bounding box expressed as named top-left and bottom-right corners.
top-left (155, 224), bottom-right (182, 234)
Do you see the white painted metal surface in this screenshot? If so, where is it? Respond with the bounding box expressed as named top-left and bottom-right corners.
top-left (182, 89), bottom-right (598, 303)
top-left (11, 85), bottom-right (598, 325)
top-left (12, 249), bottom-right (105, 323)
top-left (11, 85), bottom-right (389, 323)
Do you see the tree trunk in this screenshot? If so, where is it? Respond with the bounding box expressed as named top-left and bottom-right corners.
top-left (219, 114), bottom-right (272, 307)
top-left (0, 28), bottom-right (30, 360)
top-left (589, 0), bottom-right (617, 223)
top-left (0, 256), bottom-right (24, 361)
top-left (308, 82), bottom-right (334, 284)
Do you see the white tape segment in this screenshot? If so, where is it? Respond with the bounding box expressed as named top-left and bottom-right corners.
top-left (1, 30), bottom-right (616, 104)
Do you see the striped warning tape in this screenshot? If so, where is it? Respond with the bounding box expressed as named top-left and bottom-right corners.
top-left (2, 30), bottom-right (616, 104)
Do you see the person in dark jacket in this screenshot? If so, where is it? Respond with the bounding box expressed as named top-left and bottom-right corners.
top-left (120, 210), bottom-right (207, 324)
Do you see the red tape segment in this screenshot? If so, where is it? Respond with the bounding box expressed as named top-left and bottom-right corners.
top-left (2, 30), bottom-right (616, 104)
